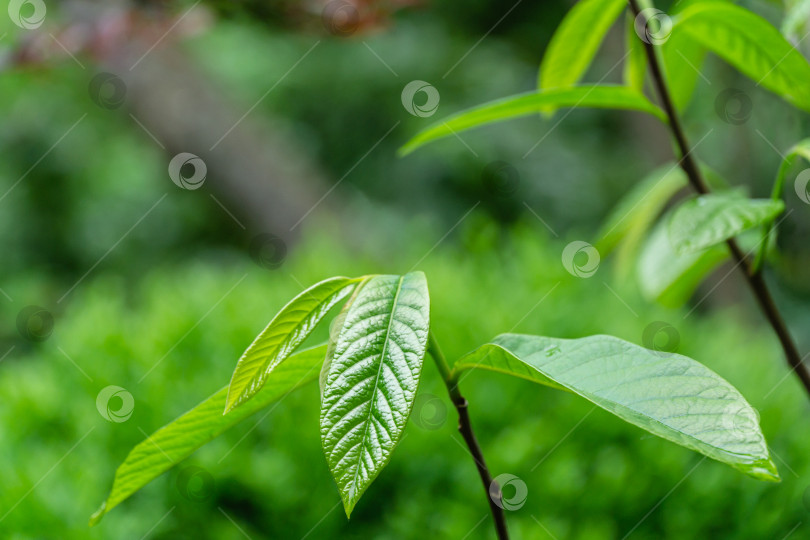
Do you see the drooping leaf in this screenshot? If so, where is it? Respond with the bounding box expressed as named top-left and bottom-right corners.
top-left (674, 2), bottom-right (810, 112)
top-left (320, 272), bottom-right (430, 516)
top-left (454, 334), bottom-right (778, 481)
top-left (624, 11), bottom-right (647, 92)
top-left (90, 345), bottom-right (328, 526)
top-left (538, 0), bottom-right (628, 92)
top-left (637, 212), bottom-right (728, 308)
top-left (399, 86), bottom-right (665, 156)
top-left (669, 194), bottom-right (784, 254)
top-left (597, 163), bottom-right (686, 255)
top-left (225, 276), bottom-right (361, 413)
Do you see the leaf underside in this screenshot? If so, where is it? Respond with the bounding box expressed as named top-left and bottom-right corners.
top-left (225, 276), bottom-right (360, 413)
top-left (90, 345), bottom-right (328, 526)
top-left (320, 272), bottom-right (430, 516)
top-left (668, 194), bottom-right (785, 254)
top-left (399, 85), bottom-right (665, 156)
top-left (539, 0), bottom-right (628, 91)
top-left (455, 334), bottom-right (778, 481)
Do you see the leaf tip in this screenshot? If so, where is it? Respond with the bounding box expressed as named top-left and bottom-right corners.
top-left (88, 502), bottom-right (106, 527)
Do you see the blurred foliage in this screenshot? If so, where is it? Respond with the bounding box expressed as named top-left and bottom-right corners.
top-left (1, 0), bottom-right (810, 538)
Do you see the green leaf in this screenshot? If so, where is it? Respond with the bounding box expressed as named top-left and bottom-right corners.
top-left (674, 2), bottom-right (810, 112)
top-left (320, 272), bottom-right (430, 517)
top-left (224, 276), bottom-right (361, 413)
top-left (637, 213), bottom-right (728, 308)
top-left (669, 194), bottom-right (785, 254)
top-left (399, 85), bottom-right (665, 156)
top-left (90, 344), bottom-right (328, 526)
top-left (624, 11), bottom-right (647, 92)
top-left (538, 0), bottom-right (628, 91)
top-left (455, 334), bottom-right (778, 481)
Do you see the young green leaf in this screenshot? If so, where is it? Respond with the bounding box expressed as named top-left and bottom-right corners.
top-left (638, 214), bottom-right (728, 308)
top-left (674, 2), bottom-right (810, 112)
top-left (320, 272), bottom-right (430, 517)
top-left (224, 276), bottom-right (362, 413)
top-left (455, 334), bottom-right (778, 481)
top-left (90, 344), bottom-right (328, 526)
top-left (669, 194), bottom-right (785, 254)
top-left (538, 0), bottom-right (628, 91)
top-left (399, 86), bottom-right (665, 156)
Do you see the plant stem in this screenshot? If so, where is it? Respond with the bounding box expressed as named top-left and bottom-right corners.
top-left (628, 0), bottom-right (810, 396)
top-left (427, 331), bottom-right (509, 540)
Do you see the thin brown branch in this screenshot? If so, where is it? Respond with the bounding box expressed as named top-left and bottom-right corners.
top-left (428, 332), bottom-right (509, 540)
top-left (628, 0), bottom-right (810, 396)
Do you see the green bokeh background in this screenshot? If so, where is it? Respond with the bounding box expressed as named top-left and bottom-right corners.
top-left (1, 1), bottom-right (809, 538)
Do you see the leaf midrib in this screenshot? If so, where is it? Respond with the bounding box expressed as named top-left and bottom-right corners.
top-left (347, 275), bottom-right (405, 501)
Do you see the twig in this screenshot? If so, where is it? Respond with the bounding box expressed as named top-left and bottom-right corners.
top-left (428, 332), bottom-right (509, 540)
top-left (628, 0), bottom-right (810, 395)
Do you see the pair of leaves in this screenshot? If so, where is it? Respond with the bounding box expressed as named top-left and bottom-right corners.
top-left (455, 334), bottom-right (778, 481)
top-left (92, 273), bottom-right (431, 524)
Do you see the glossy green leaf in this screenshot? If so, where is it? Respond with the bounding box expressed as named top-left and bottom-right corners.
top-left (320, 272), bottom-right (430, 516)
top-left (90, 344), bottom-right (328, 526)
top-left (637, 213), bottom-right (728, 308)
top-left (399, 86), bottom-right (665, 156)
top-left (455, 334), bottom-right (778, 481)
top-left (624, 11), bottom-right (647, 92)
top-left (669, 194), bottom-right (784, 254)
top-left (225, 276), bottom-right (361, 413)
top-left (538, 0), bottom-right (628, 91)
top-left (675, 2), bottom-right (810, 112)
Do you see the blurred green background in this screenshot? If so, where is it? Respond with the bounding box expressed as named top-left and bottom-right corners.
top-left (1, 0), bottom-right (809, 538)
